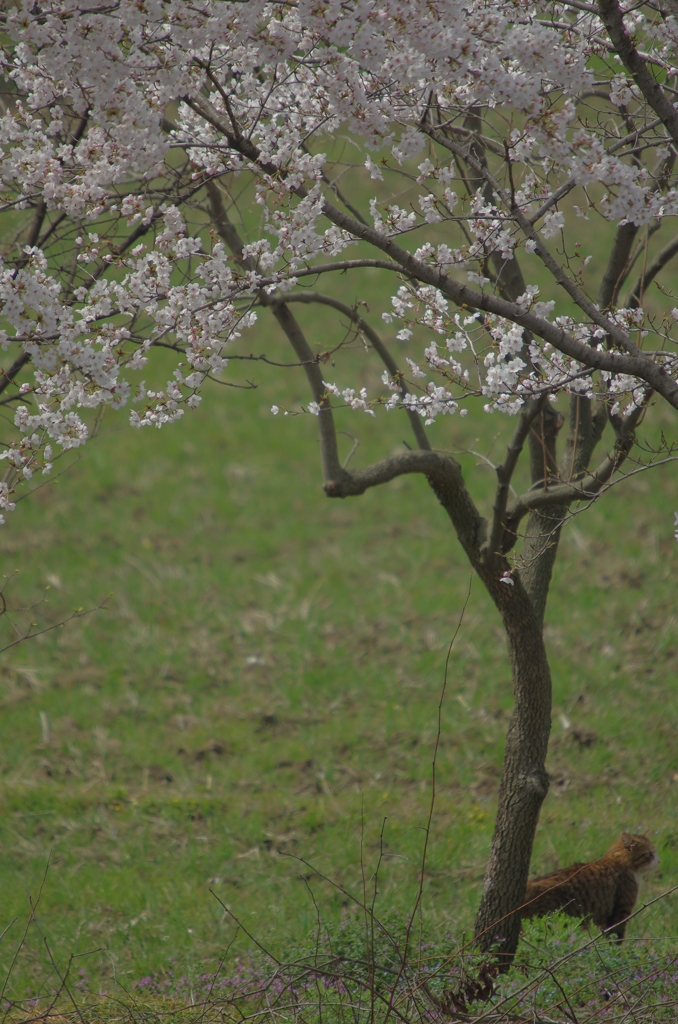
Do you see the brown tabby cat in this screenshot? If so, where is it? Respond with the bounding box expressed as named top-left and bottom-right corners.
top-left (522, 832), bottom-right (659, 940)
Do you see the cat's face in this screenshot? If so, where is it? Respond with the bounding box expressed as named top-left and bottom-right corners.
top-left (620, 832), bottom-right (660, 873)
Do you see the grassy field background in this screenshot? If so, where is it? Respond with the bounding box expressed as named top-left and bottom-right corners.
top-left (0, 162), bottom-right (677, 1003)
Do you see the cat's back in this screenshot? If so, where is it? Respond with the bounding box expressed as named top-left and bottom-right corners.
top-left (525, 862), bottom-right (585, 902)
top-left (523, 860), bottom-right (610, 919)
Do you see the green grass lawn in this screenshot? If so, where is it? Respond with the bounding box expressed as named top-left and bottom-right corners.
top-left (0, 290), bottom-right (676, 1005)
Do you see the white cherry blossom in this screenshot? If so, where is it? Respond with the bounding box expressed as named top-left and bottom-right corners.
top-left (0, 0), bottom-right (675, 519)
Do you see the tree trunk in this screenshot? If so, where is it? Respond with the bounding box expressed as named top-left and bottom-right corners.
top-left (472, 405), bottom-right (569, 966)
top-left (416, 446), bottom-right (559, 967)
top-left (472, 590), bottom-right (552, 965)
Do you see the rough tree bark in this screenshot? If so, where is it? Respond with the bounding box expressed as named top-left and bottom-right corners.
top-left (471, 592), bottom-right (552, 960)
top-left (472, 399), bottom-right (599, 961)
top-left (473, 222), bottom-right (644, 962)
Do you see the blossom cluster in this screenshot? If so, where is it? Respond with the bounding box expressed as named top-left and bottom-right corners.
top-left (0, 0), bottom-right (676, 518)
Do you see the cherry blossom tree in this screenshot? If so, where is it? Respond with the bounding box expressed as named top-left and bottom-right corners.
top-left (2, 0), bottom-right (678, 964)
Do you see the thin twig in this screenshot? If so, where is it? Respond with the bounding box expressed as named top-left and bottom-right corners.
top-left (0, 856), bottom-right (51, 1007)
top-left (386, 575), bottom-right (474, 1020)
top-left (209, 890), bottom-right (281, 966)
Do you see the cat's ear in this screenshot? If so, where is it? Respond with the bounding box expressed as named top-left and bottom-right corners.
top-left (621, 832), bottom-right (634, 848)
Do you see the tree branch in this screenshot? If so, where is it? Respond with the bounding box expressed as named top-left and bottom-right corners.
top-left (0, 352), bottom-right (30, 398)
top-left (36, 211), bottom-right (67, 251)
top-left (323, 449), bottom-right (492, 576)
top-left (527, 116), bottom-right (666, 227)
top-left (483, 396), bottom-right (549, 561)
top-left (311, 152), bottom-right (369, 227)
top-left (21, 200), bottom-right (47, 255)
top-left (270, 291), bottom-right (432, 452)
top-left (597, 222), bottom-right (638, 309)
top-left (527, 404), bottom-right (564, 489)
top-left (271, 259), bottom-right (410, 279)
top-left (319, 194), bottom-right (678, 405)
top-left (205, 179), bottom-right (346, 483)
top-left (0, 199), bottom-right (54, 395)
top-left (202, 180), bottom-right (502, 584)
top-left (19, 117), bottom-right (87, 261)
top-left (628, 232), bottom-right (678, 307)
top-left (597, 0), bottom-right (678, 147)
top-left (323, 448), bottom-right (446, 496)
top-left (206, 179), bottom-right (249, 260)
top-left (562, 395), bottom-right (594, 481)
top-left (422, 123), bottom-right (647, 361)
top-left (269, 303), bottom-right (346, 482)
top-left (506, 396), bottom-right (650, 534)
top-left (459, 109), bottom-right (530, 307)
top-left (203, 173), bottom-right (514, 590)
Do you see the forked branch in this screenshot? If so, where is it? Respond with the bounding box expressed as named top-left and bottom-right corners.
top-left (505, 394), bottom-right (651, 539)
top-left (269, 302), bottom-right (346, 482)
top-left (484, 396), bottom-right (549, 562)
top-left (268, 291), bottom-right (432, 452)
top-left (598, 222), bottom-right (638, 309)
top-left (597, 0), bottom-right (678, 147)
top-left (421, 123), bottom-right (646, 362)
top-left (628, 232), bottom-right (678, 308)
top-left (204, 182), bottom-right (498, 571)
top-left (323, 448), bottom-right (490, 576)
top-left (206, 180), bottom-right (346, 483)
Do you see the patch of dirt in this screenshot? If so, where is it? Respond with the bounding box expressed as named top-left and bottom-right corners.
top-left (178, 739), bottom-right (229, 762)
